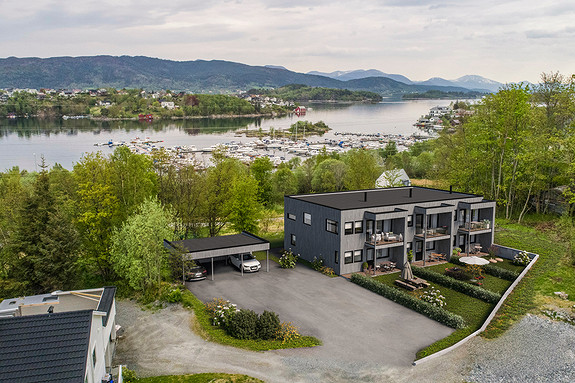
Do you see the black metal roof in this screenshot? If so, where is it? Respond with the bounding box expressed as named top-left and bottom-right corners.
top-left (96, 286), bottom-right (116, 327)
top-left (0, 310), bottom-right (92, 383)
top-left (287, 186), bottom-right (477, 211)
top-left (166, 231), bottom-right (269, 254)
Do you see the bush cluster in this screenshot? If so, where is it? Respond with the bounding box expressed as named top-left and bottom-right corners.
top-left (320, 266), bottom-right (336, 277)
top-left (207, 300), bottom-right (282, 341)
top-left (411, 265), bottom-right (501, 304)
top-left (350, 274), bottom-right (466, 329)
top-left (275, 321), bottom-right (301, 343)
top-left (311, 256), bottom-right (323, 271)
top-left (444, 267), bottom-right (470, 281)
top-left (451, 255), bottom-right (520, 281)
top-left (419, 287), bottom-right (446, 307)
top-left (279, 249), bottom-right (299, 269)
top-left (513, 250), bottom-right (531, 266)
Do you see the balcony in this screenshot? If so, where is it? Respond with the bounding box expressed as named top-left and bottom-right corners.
top-left (459, 220), bottom-right (492, 232)
top-left (366, 232), bottom-right (404, 247)
top-left (415, 226), bottom-right (450, 239)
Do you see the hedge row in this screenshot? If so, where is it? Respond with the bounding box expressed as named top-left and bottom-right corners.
top-left (451, 255), bottom-right (520, 281)
top-left (350, 273), bottom-right (466, 329)
top-left (411, 265), bottom-right (501, 304)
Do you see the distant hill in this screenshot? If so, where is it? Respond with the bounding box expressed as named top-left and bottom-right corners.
top-left (307, 69), bottom-right (413, 84)
top-left (0, 56), bottom-right (483, 96)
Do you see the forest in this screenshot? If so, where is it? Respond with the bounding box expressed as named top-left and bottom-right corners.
top-left (247, 84), bottom-right (383, 102)
top-left (1, 72), bottom-right (574, 300)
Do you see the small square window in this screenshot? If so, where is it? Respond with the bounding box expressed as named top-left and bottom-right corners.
top-left (344, 251), bottom-right (353, 264)
top-left (407, 215), bottom-right (413, 227)
top-left (291, 234), bottom-right (296, 246)
top-left (354, 250), bottom-right (362, 263)
top-left (304, 213), bottom-right (312, 225)
top-left (287, 213), bottom-right (296, 221)
top-left (344, 222), bottom-right (353, 235)
top-left (354, 221), bottom-right (363, 234)
top-left (326, 219), bottom-right (338, 234)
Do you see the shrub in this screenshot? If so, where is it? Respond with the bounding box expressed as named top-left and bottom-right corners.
top-left (320, 266), bottom-right (336, 277)
top-left (279, 249), bottom-right (299, 269)
top-left (452, 247), bottom-right (462, 257)
top-left (207, 299), bottom-right (239, 328)
top-left (257, 310), bottom-right (281, 340)
top-left (451, 255), bottom-right (520, 281)
top-left (275, 321), bottom-right (301, 343)
top-left (350, 273), bottom-right (466, 329)
top-left (227, 309), bottom-right (259, 340)
top-left (513, 250), bottom-right (531, 266)
top-left (122, 367), bottom-right (137, 383)
top-left (444, 267), bottom-right (470, 281)
top-left (411, 265), bottom-right (501, 304)
top-left (311, 256), bottom-right (323, 271)
top-left (419, 287), bottom-right (446, 307)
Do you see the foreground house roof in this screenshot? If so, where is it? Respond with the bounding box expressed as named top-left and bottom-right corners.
top-left (0, 310), bottom-right (93, 383)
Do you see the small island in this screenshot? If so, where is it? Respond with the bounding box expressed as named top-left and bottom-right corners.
top-left (247, 84), bottom-right (383, 103)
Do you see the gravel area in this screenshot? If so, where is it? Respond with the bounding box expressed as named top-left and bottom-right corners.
top-left (113, 300), bottom-right (575, 383)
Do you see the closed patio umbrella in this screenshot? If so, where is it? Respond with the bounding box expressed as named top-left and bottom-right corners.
top-left (459, 256), bottom-right (490, 266)
top-left (401, 261), bottom-right (414, 280)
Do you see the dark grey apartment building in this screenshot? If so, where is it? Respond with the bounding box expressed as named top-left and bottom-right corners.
top-left (284, 186), bottom-right (496, 275)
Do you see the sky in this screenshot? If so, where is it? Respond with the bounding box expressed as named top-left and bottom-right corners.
top-left (0, 0), bottom-right (573, 84)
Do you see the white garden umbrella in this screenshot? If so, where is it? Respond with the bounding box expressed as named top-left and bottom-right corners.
top-left (459, 256), bottom-right (490, 266)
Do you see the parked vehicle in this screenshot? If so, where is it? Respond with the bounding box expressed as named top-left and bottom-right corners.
top-left (184, 265), bottom-right (208, 281)
top-left (228, 253), bottom-right (261, 272)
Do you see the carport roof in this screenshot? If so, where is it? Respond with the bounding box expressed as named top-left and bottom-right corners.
top-left (164, 231), bottom-right (269, 260)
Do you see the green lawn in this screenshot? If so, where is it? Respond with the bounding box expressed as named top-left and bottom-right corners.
top-left (487, 259), bottom-right (525, 273)
top-left (135, 373), bottom-right (263, 383)
top-left (482, 217), bottom-right (575, 338)
top-left (260, 232), bottom-right (284, 249)
top-left (373, 272), bottom-right (494, 358)
top-left (424, 262), bottom-right (513, 295)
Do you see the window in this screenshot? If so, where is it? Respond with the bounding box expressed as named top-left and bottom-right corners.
top-left (287, 213), bottom-right (296, 221)
top-left (454, 211), bottom-right (457, 222)
top-left (354, 250), bottom-right (363, 262)
top-left (344, 222), bottom-right (353, 235)
top-left (291, 234), bottom-right (296, 246)
top-left (335, 251), bottom-right (339, 264)
top-left (407, 215), bottom-right (413, 227)
top-left (303, 212), bottom-right (312, 225)
top-left (426, 241), bottom-right (435, 250)
top-left (366, 248), bottom-right (374, 261)
top-left (344, 251), bottom-right (353, 264)
top-left (472, 209), bottom-right (479, 221)
top-left (416, 214), bottom-right (423, 228)
top-left (354, 220), bottom-right (363, 234)
top-left (459, 209), bottom-right (466, 222)
top-left (326, 219), bottom-right (338, 234)
top-left (92, 347), bottom-right (97, 367)
top-left (470, 234), bottom-right (476, 243)
top-left (376, 248), bottom-right (389, 259)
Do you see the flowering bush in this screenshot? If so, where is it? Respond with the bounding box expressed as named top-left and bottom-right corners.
top-left (419, 287), bottom-right (446, 308)
top-left (513, 250), bottom-right (531, 266)
top-left (311, 256), bottom-right (323, 271)
top-left (320, 266), bottom-right (336, 277)
top-left (206, 298), bottom-right (239, 327)
top-left (279, 249), bottom-right (299, 269)
top-left (275, 321), bottom-right (301, 343)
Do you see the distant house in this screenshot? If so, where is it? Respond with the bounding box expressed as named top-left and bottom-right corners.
top-left (0, 287), bottom-right (117, 383)
top-left (160, 101), bottom-right (176, 110)
top-left (376, 169), bottom-right (411, 188)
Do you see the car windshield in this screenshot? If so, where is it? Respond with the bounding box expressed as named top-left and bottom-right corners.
top-left (241, 254), bottom-right (254, 261)
top-left (189, 266), bottom-right (203, 272)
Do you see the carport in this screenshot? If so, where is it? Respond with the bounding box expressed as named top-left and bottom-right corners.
top-left (164, 231), bottom-right (270, 280)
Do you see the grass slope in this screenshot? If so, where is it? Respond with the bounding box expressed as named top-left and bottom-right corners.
top-left (136, 373), bottom-right (263, 383)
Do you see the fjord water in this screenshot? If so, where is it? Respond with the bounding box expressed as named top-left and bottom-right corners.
top-left (0, 99), bottom-right (451, 171)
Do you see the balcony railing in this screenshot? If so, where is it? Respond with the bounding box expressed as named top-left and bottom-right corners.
top-left (415, 227), bottom-right (449, 237)
top-left (367, 232), bottom-right (404, 246)
top-left (459, 220), bottom-right (491, 231)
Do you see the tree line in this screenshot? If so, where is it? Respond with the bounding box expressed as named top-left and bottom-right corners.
top-left (0, 146), bottom-right (384, 298)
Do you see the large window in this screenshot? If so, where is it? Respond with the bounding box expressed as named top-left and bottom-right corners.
top-left (287, 213), bottom-right (296, 221)
top-left (416, 214), bottom-right (423, 228)
top-left (426, 241), bottom-right (435, 250)
top-left (354, 220), bottom-right (363, 234)
top-left (344, 222), bottom-right (353, 235)
top-left (291, 234), bottom-right (296, 246)
top-left (303, 212), bottom-right (312, 225)
top-left (366, 248), bottom-right (374, 261)
top-left (354, 250), bottom-right (363, 263)
top-left (326, 219), bottom-right (338, 234)
top-left (459, 209), bottom-right (466, 222)
top-left (344, 251), bottom-right (353, 264)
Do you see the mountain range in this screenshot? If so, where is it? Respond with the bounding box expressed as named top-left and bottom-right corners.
top-left (0, 55), bottom-right (495, 95)
top-left (307, 69), bottom-right (506, 93)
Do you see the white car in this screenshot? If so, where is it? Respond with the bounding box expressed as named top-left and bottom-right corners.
top-left (228, 253), bottom-right (261, 272)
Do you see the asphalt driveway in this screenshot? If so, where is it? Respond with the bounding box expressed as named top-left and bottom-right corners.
top-left (188, 259), bottom-right (453, 367)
